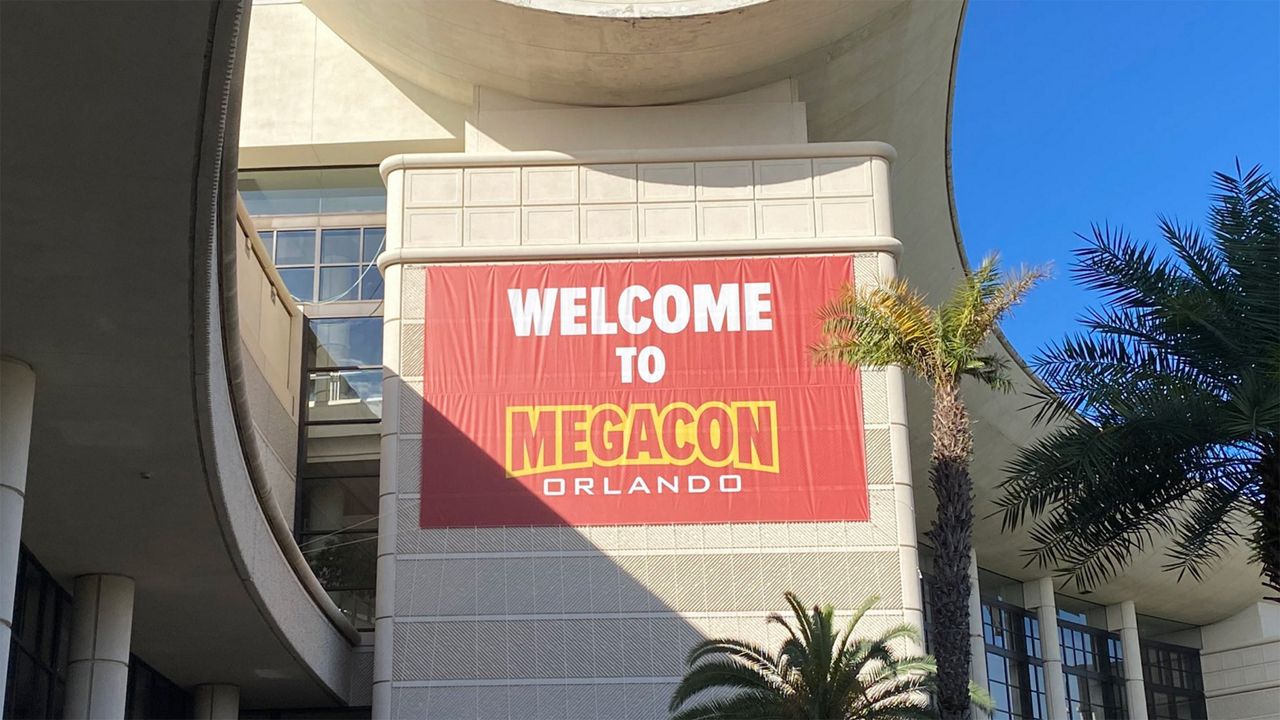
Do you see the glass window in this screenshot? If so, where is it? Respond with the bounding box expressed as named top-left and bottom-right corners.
top-left (983, 600), bottom-right (1047, 720)
top-left (1143, 641), bottom-right (1207, 719)
top-left (238, 167), bottom-right (384, 216)
top-left (362, 227), bottom-right (385, 263)
top-left (1058, 620), bottom-right (1127, 720)
top-left (247, 225), bottom-right (384, 307)
top-left (274, 229), bottom-right (316, 266)
top-left (277, 268), bottom-right (315, 302)
top-left (307, 370), bottom-right (382, 422)
top-left (3, 547), bottom-right (71, 720)
top-left (124, 655), bottom-right (190, 719)
top-left (307, 317), bottom-right (382, 368)
top-left (259, 229), bottom-right (274, 259)
top-left (360, 267), bottom-right (384, 301)
top-left (320, 229), bottom-right (361, 264)
top-left (319, 266), bottom-right (360, 302)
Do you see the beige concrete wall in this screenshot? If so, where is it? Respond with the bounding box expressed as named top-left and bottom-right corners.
top-left (240, 1), bottom-right (466, 168)
top-left (467, 84), bottom-right (808, 153)
top-left (373, 144), bottom-right (921, 719)
top-left (234, 200), bottom-right (304, 525)
top-left (1200, 602), bottom-right (1280, 720)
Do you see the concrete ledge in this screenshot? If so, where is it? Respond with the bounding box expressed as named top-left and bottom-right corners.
top-left (377, 236), bottom-right (902, 270)
top-left (380, 142), bottom-right (897, 180)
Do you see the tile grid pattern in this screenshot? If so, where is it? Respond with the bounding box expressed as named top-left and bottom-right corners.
top-left (403, 158), bottom-right (881, 248)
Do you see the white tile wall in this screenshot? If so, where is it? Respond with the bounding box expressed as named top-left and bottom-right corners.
top-left (398, 155), bottom-right (886, 249)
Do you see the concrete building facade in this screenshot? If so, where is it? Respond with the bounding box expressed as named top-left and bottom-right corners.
top-left (1, 1), bottom-right (1276, 719)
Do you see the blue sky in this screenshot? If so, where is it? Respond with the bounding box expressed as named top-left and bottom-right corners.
top-left (952, 0), bottom-right (1280, 357)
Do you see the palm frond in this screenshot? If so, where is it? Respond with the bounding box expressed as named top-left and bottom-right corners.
top-left (1003, 164), bottom-right (1279, 593)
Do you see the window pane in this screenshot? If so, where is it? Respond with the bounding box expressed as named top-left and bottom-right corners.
top-left (320, 228), bottom-right (361, 264)
top-left (308, 317), bottom-right (382, 367)
top-left (360, 266), bottom-right (384, 300)
top-left (362, 227), bottom-right (386, 263)
top-left (277, 268), bottom-right (315, 302)
top-left (307, 369), bottom-right (382, 422)
top-left (259, 229), bottom-right (274, 259)
top-left (238, 167), bottom-right (383, 216)
top-left (274, 230), bottom-right (316, 265)
top-left (318, 266), bottom-right (359, 302)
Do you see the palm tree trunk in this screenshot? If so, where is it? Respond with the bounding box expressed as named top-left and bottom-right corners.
top-left (1258, 436), bottom-right (1280, 600)
top-left (927, 381), bottom-right (975, 720)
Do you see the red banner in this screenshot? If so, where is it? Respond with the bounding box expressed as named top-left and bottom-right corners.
top-left (421, 255), bottom-right (868, 527)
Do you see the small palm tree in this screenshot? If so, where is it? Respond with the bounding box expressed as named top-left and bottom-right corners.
top-left (997, 164), bottom-right (1280, 597)
top-left (811, 257), bottom-right (1045, 720)
top-left (668, 593), bottom-right (940, 720)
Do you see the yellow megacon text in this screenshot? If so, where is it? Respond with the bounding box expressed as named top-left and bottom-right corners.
top-left (504, 401), bottom-right (779, 477)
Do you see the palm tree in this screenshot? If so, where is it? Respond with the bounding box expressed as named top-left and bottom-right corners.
top-left (811, 257), bottom-right (1045, 720)
top-left (668, 593), bottom-right (940, 720)
top-left (996, 164), bottom-right (1280, 598)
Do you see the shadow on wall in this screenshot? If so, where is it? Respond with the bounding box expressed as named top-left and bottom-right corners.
top-left (391, 375), bottom-right (715, 719)
top-left (383, 259), bottom-right (905, 718)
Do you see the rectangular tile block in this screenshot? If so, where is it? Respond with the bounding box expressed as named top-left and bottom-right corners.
top-left (638, 203), bottom-right (696, 242)
top-left (697, 201), bottom-right (756, 240)
top-left (814, 157), bottom-right (873, 197)
top-left (522, 165), bottom-right (578, 205)
top-left (815, 197), bottom-right (876, 236)
top-left (406, 168), bottom-right (463, 207)
top-left (755, 199), bottom-right (815, 238)
top-left (580, 164), bottom-right (637, 203)
top-left (464, 167), bottom-right (521, 206)
top-left (406, 209), bottom-right (462, 247)
top-left (522, 206), bottom-right (579, 245)
top-left (754, 158), bottom-right (813, 198)
top-left (464, 207), bottom-right (520, 246)
top-left (695, 161), bottom-right (754, 200)
top-left (638, 162), bottom-right (695, 202)
top-left (580, 204), bottom-right (637, 244)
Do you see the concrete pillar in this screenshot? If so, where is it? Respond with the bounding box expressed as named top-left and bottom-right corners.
top-left (877, 250), bottom-right (927, 658)
top-left (65, 574), bottom-right (135, 720)
top-left (1025, 577), bottom-right (1070, 720)
top-left (1107, 600), bottom-right (1149, 720)
top-left (0, 357), bottom-right (36, 705)
top-left (968, 551), bottom-right (989, 691)
top-left (193, 684), bottom-right (240, 720)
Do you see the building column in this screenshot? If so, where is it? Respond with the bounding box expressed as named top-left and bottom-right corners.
top-left (1025, 577), bottom-right (1070, 720)
top-left (968, 551), bottom-right (989, 691)
top-left (0, 357), bottom-right (37, 705)
top-left (193, 684), bottom-right (240, 720)
top-left (65, 574), bottom-right (135, 720)
top-left (1107, 600), bottom-right (1149, 720)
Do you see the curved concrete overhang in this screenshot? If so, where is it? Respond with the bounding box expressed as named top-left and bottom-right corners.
top-left (0, 0), bottom-right (356, 706)
top-left (309, 0), bottom-right (1265, 625)
top-left (301, 0), bottom-right (903, 107)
